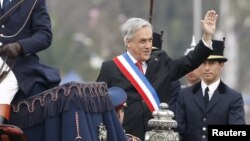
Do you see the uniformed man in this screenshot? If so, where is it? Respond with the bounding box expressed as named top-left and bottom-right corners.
top-left (108, 87), bottom-right (141, 141)
top-left (175, 38), bottom-right (245, 141)
top-left (0, 0), bottom-right (60, 140)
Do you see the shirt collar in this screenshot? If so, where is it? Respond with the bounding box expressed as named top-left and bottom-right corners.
top-left (126, 51), bottom-right (146, 67)
top-left (201, 79), bottom-right (220, 95)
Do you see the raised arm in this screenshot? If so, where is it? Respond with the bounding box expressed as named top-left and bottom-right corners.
top-left (201, 10), bottom-right (218, 45)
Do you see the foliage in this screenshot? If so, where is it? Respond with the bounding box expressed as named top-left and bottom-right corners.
top-left (39, 0), bottom-right (250, 93)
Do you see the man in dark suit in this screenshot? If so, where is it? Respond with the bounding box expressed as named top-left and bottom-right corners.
top-left (175, 38), bottom-right (245, 141)
top-left (97, 10), bottom-right (218, 140)
top-left (0, 0), bottom-right (61, 138)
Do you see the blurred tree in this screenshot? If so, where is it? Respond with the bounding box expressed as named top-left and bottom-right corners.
top-left (38, 0), bottom-right (250, 93)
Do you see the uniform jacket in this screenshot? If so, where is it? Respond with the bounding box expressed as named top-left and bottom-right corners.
top-left (0, 0), bottom-right (61, 96)
top-left (97, 40), bottom-right (212, 139)
top-left (175, 81), bottom-right (245, 141)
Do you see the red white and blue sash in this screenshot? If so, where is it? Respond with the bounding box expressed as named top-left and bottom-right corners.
top-left (113, 53), bottom-right (160, 112)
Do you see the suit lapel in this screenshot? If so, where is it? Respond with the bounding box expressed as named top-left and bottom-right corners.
top-left (205, 81), bottom-right (227, 113)
top-left (145, 54), bottom-right (160, 80)
top-left (193, 89), bottom-right (206, 112)
top-left (205, 89), bottom-right (223, 113)
top-left (192, 81), bottom-right (227, 113)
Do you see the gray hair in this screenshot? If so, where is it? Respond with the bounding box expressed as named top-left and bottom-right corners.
top-left (120, 18), bottom-right (152, 44)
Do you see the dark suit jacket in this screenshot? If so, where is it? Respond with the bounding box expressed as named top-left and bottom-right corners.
top-left (175, 81), bottom-right (245, 141)
top-left (97, 40), bottom-right (212, 139)
top-left (0, 0), bottom-right (61, 96)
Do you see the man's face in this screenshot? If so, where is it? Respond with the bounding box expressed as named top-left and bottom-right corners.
top-left (200, 60), bottom-right (224, 85)
top-left (126, 26), bottom-right (153, 61)
top-left (116, 107), bottom-right (125, 124)
top-left (185, 66), bottom-right (202, 86)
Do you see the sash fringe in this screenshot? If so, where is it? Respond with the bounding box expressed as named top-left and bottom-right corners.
top-left (9, 82), bottom-right (113, 128)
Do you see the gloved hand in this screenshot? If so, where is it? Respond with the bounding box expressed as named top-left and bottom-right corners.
top-left (0, 42), bottom-right (22, 58)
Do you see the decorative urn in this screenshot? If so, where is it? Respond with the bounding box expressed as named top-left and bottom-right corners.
top-left (144, 103), bottom-right (179, 141)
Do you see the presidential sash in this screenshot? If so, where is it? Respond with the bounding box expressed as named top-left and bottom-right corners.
top-left (113, 53), bottom-right (160, 112)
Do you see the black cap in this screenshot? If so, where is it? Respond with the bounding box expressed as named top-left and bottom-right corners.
top-left (152, 31), bottom-right (164, 50)
top-left (207, 37), bottom-right (227, 62)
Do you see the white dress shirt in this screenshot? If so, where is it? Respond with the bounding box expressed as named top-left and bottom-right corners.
top-left (201, 79), bottom-right (220, 100)
top-left (127, 51), bottom-right (147, 74)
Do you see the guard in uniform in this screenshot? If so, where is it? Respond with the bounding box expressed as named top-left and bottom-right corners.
top-left (0, 0), bottom-right (60, 140)
top-left (175, 38), bottom-right (245, 141)
top-left (108, 87), bottom-right (141, 141)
